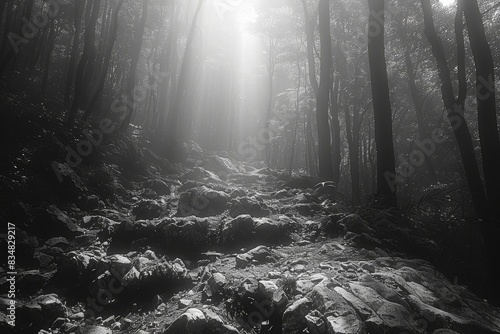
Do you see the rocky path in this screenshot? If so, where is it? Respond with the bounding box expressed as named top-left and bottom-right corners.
top-left (2, 151), bottom-right (500, 334)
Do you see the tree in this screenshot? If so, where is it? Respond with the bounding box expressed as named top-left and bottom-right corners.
top-left (420, 0), bottom-right (487, 215)
top-left (67, 0), bottom-right (102, 125)
top-left (462, 0), bottom-right (500, 213)
top-left (166, 0), bottom-right (205, 142)
top-left (315, 0), bottom-right (334, 180)
top-left (367, 0), bottom-right (397, 207)
top-left (120, 0), bottom-right (149, 130)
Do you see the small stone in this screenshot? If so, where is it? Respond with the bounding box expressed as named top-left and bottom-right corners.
top-left (178, 299), bottom-right (193, 308)
top-left (294, 264), bottom-right (306, 272)
top-left (268, 271), bottom-right (281, 279)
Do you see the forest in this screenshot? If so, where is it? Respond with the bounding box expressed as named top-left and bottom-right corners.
top-left (1, 0), bottom-right (500, 333)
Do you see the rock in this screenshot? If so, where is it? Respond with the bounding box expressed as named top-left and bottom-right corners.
top-left (141, 188), bottom-right (158, 199)
top-left (76, 325), bottom-right (112, 334)
top-left (78, 194), bottom-right (104, 211)
top-left (45, 237), bottom-right (69, 248)
top-left (145, 179), bottom-right (171, 195)
top-left (180, 167), bottom-right (226, 186)
top-left (229, 197), bottom-right (270, 218)
top-left (221, 214), bottom-right (255, 247)
top-left (275, 189), bottom-right (292, 199)
top-left (18, 294), bottom-right (68, 332)
top-left (200, 155), bottom-right (240, 178)
top-left (227, 173), bottom-right (261, 185)
top-left (57, 251), bottom-right (99, 282)
top-left (82, 216), bottom-right (119, 229)
top-left (282, 297), bottom-right (313, 333)
top-left (326, 313), bottom-right (364, 334)
top-left (253, 218), bottom-right (281, 244)
top-left (50, 162), bottom-right (88, 199)
top-left (161, 217), bottom-right (209, 252)
top-left (108, 220), bottom-right (158, 254)
top-left (177, 186), bottom-right (229, 217)
top-left (204, 273), bottom-right (227, 300)
top-left (42, 206), bottom-right (84, 237)
top-left (178, 299), bottom-right (193, 309)
top-left (99, 254), bottom-right (133, 277)
top-left (203, 307), bottom-right (241, 334)
top-left (163, 308), bottom-right (207, 334)
top-left (258, 280), bottom-right (279, 300)
top-left (132, 199), bottom-right (165, 220)
top-left (236, 245), bottom-right (281, 269)
top-left (308, 282), bottom-right (365, 333)
top-left (305, 310), bottom-right (328, 334)
top-left (349, 282), bottom-right (417, 333)
top-left (268, 271), bottom-right (281, 279)
top-left (235, 253), bottom-right (253, 269)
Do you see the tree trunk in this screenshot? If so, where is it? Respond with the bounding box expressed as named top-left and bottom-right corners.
top-left (330, 42), bottom-right (342, 189)
top-left (84, 0), bottom-right (125, 120)
top-left (67, 0), bottom-right (101, 125)
top-left (462, 0), bottom-right (500, 307)
top-left (64, 1), bottom-right (85, 108)
top-left (166, 0), bottom-right (204, 141)
top-left (367, 0), bottom-right (397, 208)
top-left (316, 0), bottom-right (333, 180)
top-left (462, 0), bottom-right (500, 213)
top-left (41, 21), bottom-right (58, 93)
top-left (420, 0), bottom-right (487, 215)
top-left (121, 0), bottom-right (149, 130)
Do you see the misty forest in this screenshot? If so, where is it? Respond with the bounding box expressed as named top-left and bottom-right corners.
top-left (1, 0), bottom-right (500, 333)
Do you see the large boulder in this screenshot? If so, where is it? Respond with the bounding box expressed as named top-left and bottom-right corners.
top-left (200, 155), bottom-right (240, 179)
top-left (177, 186), bottom-right (230, 217)
top-left (180, 167), bottom-right (226, 186)
top-left (17, 294), bottom-right (68, 333)
top-left (36, 206), bottom-right (85, 238)
top-left (163, 308), bottom-right (207, 334)
top-left (144, 178), bottom-right (172, 195)
top-left (221, 214), bottom-right (255, 247)
top-left (132, 199), bottom-right (166, 220)
top-left (229, 196), bottom-right (270, 218)
top-left (161, 217), bottom-right (210, 252)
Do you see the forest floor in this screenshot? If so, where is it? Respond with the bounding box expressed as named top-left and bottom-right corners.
top-left (1, 82), bottom-right (500, 334)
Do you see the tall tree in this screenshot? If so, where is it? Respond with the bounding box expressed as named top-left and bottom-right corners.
top-left (67, 0), bottom-right (102, 125)
top-left (121, 0), bottom-right (149, 130)
top-left (462, 0), bottom-right (500, 213)
top-left (315, 0), bottom-right (334, 180)
top-left (64, 0), bottom-right (85, 108)
top-left (462, 0), bottom-right (500, 307)
top-left (166, 0), bottom-right (204, 142)
top-left (84, 0), bottom-right (125, 120)
top-left (420, 0), bottom-right (487, 215)
top-left (367, 0), bottom-right (397, 207)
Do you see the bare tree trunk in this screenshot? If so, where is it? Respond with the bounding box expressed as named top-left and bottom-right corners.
top-left (462, 0), bottom-right (500, 212)
top-left (67, 0), bottom-right (101, 125)
top-left (41, 21), bottom-right (58, 93)
top-left (121, 0), bottom-right (149, 130)
top-left (462, 0), bottom-right (500, 307)
top-left (420, 0), bottom-right (487, 215)
top-left (316, 0), bottom-right (333, 180)
top-left (367, 0), bottom-right (397, 208)
top-left (84, 0), bottom-right (125, 120)
top-left (64, 1), bottom-right (85, 108)
top-left (166, 0), bottom-right (204, 141)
